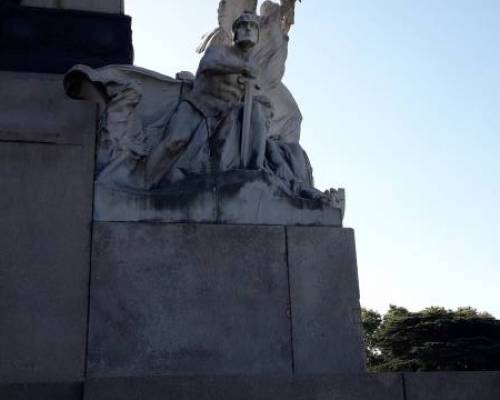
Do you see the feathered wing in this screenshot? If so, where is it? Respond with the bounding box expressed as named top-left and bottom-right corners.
top-left (197, 0), bottom-right (258, 53)
top-left (256, 0), bottom-right (303, 88)
top-left (197, 0), bottom-right (304, 142)
top-left (255, 0), bottom-right (303, 141)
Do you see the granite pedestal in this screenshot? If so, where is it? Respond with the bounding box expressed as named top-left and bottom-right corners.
top-left (88, 223), bottom-right (365, 378)
top-left (83, 374), bottom-right (404, 400)
top-left (94, 171), bottom-right (343, 226)
top-left (1, 372), bottom-right (499, 400)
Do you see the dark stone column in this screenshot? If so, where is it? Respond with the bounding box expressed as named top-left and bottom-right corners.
top-left (0, 4), bottom-right (133, 74)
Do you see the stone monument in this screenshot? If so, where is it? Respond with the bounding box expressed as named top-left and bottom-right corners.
top-left (1, 1), bottom-right (498, 399)
top-left (63, 1), bottom-right (345, 225)
top-left (61, 0), bottom-right (365, 379)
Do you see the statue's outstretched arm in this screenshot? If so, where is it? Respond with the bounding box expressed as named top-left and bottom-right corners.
top-left (280, 0), bottom-right (301, 34)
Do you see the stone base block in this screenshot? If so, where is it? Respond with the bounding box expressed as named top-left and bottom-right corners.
top-left (2, 373), bottom-right (499, 400)
top-left (89, 223), bottom-right (292, 377)
top-left (288, 227), bottom-right (364, 374)
top-left (94, 170), bottom-right (342, 226)
top-left (404, 372), bottom-right (500, 400)
top-left (88, 223), bottom-right (364, 378)
top-left (83, 374), bottom-right (404, 400)
top-left (0, 382), bottom-right (82, 400)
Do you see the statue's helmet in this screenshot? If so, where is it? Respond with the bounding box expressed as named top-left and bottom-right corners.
top-left (232, 11), bottom-right (260, 46)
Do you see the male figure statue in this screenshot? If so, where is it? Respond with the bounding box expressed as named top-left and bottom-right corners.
top-left (92, 12), bottom-right (317, 201)
top-left (144, 12), bottom-right (269, 188)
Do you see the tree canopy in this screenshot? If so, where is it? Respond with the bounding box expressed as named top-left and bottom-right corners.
top-left (361, 306), bottom-right (500, 372)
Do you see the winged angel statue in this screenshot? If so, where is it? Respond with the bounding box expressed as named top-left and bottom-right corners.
top-left (198, 0), bottom-right (302, 142)
top-left (64, 0), bottom-right (345, 223)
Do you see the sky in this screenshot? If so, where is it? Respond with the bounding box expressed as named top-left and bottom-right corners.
top-left (125, 0), bottom-right (500, 317)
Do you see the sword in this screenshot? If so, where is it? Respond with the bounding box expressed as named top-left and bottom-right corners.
top-left (240, 76), bottom-right (255, 168)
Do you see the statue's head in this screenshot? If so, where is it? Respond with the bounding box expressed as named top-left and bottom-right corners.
top-left (232, 12), bottom-right (260, 51)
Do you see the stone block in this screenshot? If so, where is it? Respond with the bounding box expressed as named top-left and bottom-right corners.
top-left (0, 73), bottom-right (96, 382)
top-left (83, 374), bottom-right (404, 400)
top-left (0, 73), bottom-right (96, 145)
top-left (94, 170), bottom-right (342, 227)
top-left (0, 72), bottom-right (66, 102)
top-left (217, 172), bottom-right (342, 226)
top-left (21, 0), bottom-right (124, 14)
top-left (88, 223), bottom-right (292, 377)
top-left (0, 8), bottom-right (133, 74)
top-left (287, 227), bottom-right (365, 373)
top-left (405, 372), bottom-right (500, 400)
top-left (0, 382), bottom-right (83, 400)
top-left (93, 179), bottom-right (218, 223)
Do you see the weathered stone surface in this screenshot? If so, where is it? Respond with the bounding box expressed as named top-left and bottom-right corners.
top-left (94, 171), bottom-right (342, 226)
top-left (0, 72), bottom-right (66, 102)
top-left (0, 7), bottom-right (133, 74)
top-left (64, 7), bottom-right (346, 223)
top-left (405, 372), bottom-right (500, 400)
top-left (287, 227), bottom-right (365, 374)
top-left (217, 172), bottom-right (342, 226)
top-left (0, 72), bottom-right (96, 382)
top-left (0, 73), bottom-right (96, 145)
top-left (93, 179), bottom-right (218, 223)
top-left (83, 374), bottom-right (404, 400)
top-left (88, 223), bottom-right (292, 378)
top-left (21, 0), bottom-right (123, 14)
top-left (0, 382), bottom-right (83, 400)
top-left (4, 373), bottom-right (500, 400)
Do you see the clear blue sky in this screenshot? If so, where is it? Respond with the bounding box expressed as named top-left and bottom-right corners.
top-left (126, 0), bottom-right (500, 317)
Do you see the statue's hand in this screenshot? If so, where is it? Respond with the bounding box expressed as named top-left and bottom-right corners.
top-left (242, 65), bottom-right (258, 80)
top-left (176, 71), bottom-right (195, 81)
top-left (324, 188), bottom-right (346, 217)
top-left (107, 81), bottom-right (142, 105)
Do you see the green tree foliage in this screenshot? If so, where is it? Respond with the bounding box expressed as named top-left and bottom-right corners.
top-left (361, 308), bottom-right (382, 366)
top-left (361, 306), bottom-right (500, 372)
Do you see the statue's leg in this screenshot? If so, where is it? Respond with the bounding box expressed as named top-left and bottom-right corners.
top-left (280, 142), bottom-right (314, 186)
top-left (264, 139), bottom-right (316, 194)
top-left (246, 100), bottom-right (269, 169)
top-left (145, 102), bottom-right (205, 189)
top-left (216, 100), bottom-right (270, 171)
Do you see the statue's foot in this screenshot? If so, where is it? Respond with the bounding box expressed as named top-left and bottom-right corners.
top-left (295, 185), bottom-right (345, 214)
top-left (298, 186), bottom-right (331, 203)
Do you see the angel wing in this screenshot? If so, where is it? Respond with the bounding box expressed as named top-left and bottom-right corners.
top-left (197, 0), bottom-right (258, 53)
top-left (256, 0), bottom-right (303, 141)
top-left (196, 0), bottom-right (304, 142)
